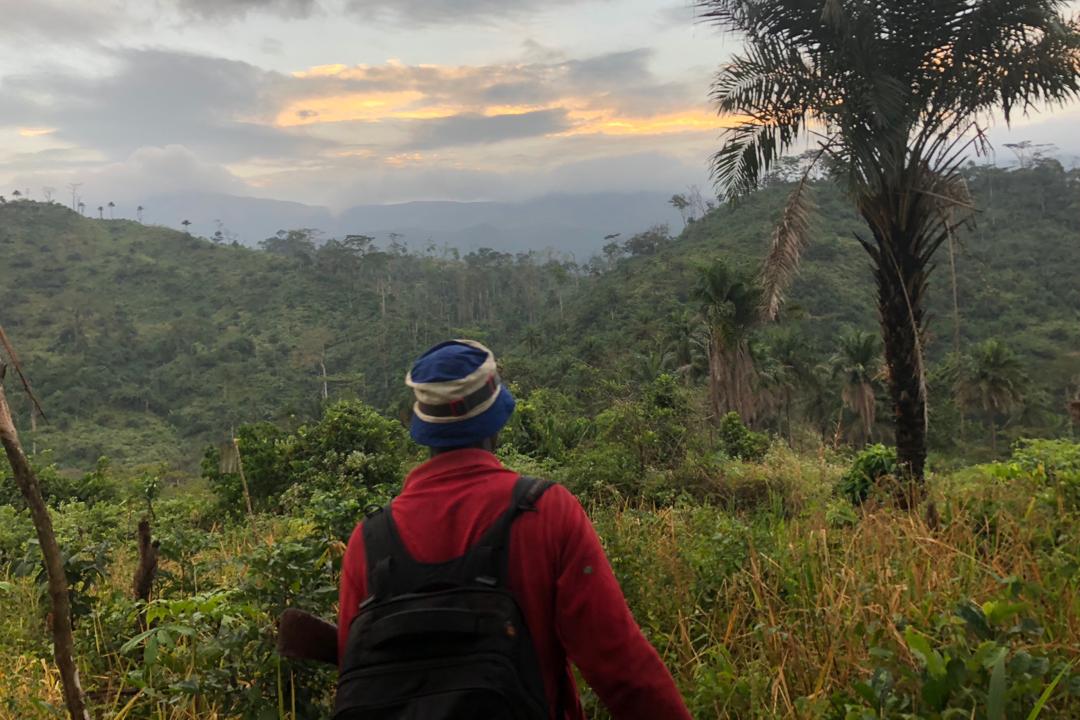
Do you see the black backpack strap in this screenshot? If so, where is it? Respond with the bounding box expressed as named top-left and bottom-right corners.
top-left (361, 503), bottom-right (426, 604)
top-left (362, 477), bottom-right (555, 603)
top-left (465, 476), bottom-right (554, 588)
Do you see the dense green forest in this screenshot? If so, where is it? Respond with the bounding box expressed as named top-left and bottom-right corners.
top-left (1, 162), bottom-right (1077, 473)
top-left (2, 162), bottom-right (1080, 719)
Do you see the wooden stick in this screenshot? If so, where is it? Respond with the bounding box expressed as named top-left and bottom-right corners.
top-left (0, 363), bottom-right (89, 720)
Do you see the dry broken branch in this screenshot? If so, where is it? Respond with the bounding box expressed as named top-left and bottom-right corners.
top-left (0, 348), bottom-right (89, 720)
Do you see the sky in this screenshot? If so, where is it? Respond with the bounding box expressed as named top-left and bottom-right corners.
top-left (1, 0), bottom-right (1078, 212)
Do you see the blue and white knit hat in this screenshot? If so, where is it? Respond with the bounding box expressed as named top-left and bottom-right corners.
top-left (406, 339), bottom-right (516, 448)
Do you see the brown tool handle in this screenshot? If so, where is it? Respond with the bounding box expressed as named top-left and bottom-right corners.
top-left (277, 608), bottom-right (339, 666)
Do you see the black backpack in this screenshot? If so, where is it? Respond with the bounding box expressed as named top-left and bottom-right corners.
top-left (334, 476), bottom-right (557, 720)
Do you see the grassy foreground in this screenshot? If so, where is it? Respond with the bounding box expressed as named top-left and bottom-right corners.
top-left (1, 439), bottom-right (1078, 720)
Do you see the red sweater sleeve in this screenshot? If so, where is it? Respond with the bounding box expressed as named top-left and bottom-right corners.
top-left (550, 489), bottom-right (692, 720)
top-left (338, 523), bottom-right (367, 664)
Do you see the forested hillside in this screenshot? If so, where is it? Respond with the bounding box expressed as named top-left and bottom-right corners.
top-left (1, 162), bottom-right (1077, 470)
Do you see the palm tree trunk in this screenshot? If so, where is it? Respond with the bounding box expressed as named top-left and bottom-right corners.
top-left (708, 335), bottom-right (723, 424)
top-left (872, 223), bottom-right (928, 509)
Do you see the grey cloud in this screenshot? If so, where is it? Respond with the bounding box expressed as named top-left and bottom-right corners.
top-left (10, 145), bottom-right (245, 210)
top-left (565, 49), bottom-right (653, 89)
top-left (0, 0), bottom-right (114, 41)
top-left (293, 48), bottom-right (697, 117)
top-left (164, 0), bottom-right (600, 23)
top-left (0, 48), bottom-right (335, 162)
top-left (344, 0), bottom-right (598, 24)
top-left (2, 147), bottom-right (102, 172)
top-left (250, 146), bottom-right (708, 207)
top-left (406, 109), bottom-right (570, 149)
top-left (172, 0), bottom-right (317, 20)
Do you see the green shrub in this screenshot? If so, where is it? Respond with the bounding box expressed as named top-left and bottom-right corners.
top-left (202, 400), bottom-right (410, 516)
top-left (0, 505), bottom-right (33, 567)
top-left (842, 587), bottom-right (1080, 719)
top-left (1011, 438), bottom-right (1080, 511)
top-left (841, 444), bottom-right (898, 505)
top-left (718, 412), bottom-right (770, 462)
top-left (502, 387), bottom-right (592, 462)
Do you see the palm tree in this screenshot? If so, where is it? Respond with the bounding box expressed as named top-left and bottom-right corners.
top-left (956, 339), bottom-right (1026, 455)
top-left (700, 0), bottom-right (1080, 501)
top-left (761, 328), bottom-right (813, 444)
top-left (97, 206), bottom-right (104, 219)
top-left (77, 202), bottom-right (85, 216)
top-left (831, 329), bottom-right (882, 447)
top-left (11, 190), bottom-right (21, 200)
top-left (136, 205), bottom-right (144, 223)
top-left (666, 310), bottom-right (709, 384)
top-left (181, 219), bottom-right (192, 234)
top-left (692, 260), bottom-right (761, 424)
top-left (107, 201), bottom-right (115, 219)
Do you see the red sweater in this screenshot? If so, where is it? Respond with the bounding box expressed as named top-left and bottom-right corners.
top-left (338, 449), bottom-right (691, 720)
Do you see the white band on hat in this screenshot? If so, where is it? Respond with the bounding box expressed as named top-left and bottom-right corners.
top-left (406, 339), bottom-right (502, 424)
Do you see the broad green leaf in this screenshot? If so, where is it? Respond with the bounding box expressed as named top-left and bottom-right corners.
top-left (119, 628), bottom-right (157, 654)
top-left (983, 600), bottom-right (1025, 627)
top-left (144, 634), bottom-right (159, 666)
top-left (905, 627), bottom-right (946, 678)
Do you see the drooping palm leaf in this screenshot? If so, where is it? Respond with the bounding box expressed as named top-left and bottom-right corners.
top-left (760, 173), bottom-right (815, 321)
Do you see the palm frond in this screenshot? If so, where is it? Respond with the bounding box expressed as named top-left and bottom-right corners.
top-left (708, 34), bottom-right (819, 199)
top-left (760, 177), bottom-right (814, 321)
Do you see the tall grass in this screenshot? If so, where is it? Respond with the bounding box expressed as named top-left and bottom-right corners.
top-left (1, 450), bottom-right (1078, 719)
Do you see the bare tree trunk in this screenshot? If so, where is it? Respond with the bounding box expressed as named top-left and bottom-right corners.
top-left (947, 229), bottom-right (961, 356)
top-left (132, 520), bottom-right (159, 631)
top-left (233, 437), bottom-right (256, 521)
top-left (319, 357), bottom-right (329, 401)
top-left (0, 370), bottom-right (90, 720)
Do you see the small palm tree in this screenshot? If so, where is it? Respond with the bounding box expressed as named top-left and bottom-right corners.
top-left (107, 201), bottom-right (115, 219)
top-left (181, 219), bottom-right (192, 234)
top-left (831, 329), bottom-right (882, 447)
top-left (77, 202), bottom-right (85, 216)
top-left (692, 260), bottom-right (762, 424)
top-left (700, 0), bottom-right (1080, 500)
top-left (136, 205), bottom-right (144, 223)
top-left (956, 339), bottom-right (1026, 455)
top-left (12, 190), bottom-right (21, 200)
top-left (97, 206), bottom-right (104, 219)
top-left (666, 310), bottom-right (709, 384)
top-left (762, 328), bottom-right (813, 444)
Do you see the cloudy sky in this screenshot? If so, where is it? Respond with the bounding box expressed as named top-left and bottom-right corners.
top-left (2, 0), bottom-right (1078, 211)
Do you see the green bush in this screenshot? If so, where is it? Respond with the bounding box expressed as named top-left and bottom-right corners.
top-left (841, 586), bottom-right (1080, 719)
top-left (718, 412), bottom-right (770, 462)
top-left (502, 387), bottom-right (592, 462)
top-left (1011, 439), bottom-right (1080, 511)
top-left (840, 444), bottom-right (898, 505)
top-left (202, 400), bottom-right (410, 516)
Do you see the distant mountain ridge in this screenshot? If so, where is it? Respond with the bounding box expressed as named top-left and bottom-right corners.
top-left (138, 191), bottom-right (685, 255)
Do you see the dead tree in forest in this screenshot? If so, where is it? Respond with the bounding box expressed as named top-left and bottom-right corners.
top-left (0, 327), bottom-right (90, 720)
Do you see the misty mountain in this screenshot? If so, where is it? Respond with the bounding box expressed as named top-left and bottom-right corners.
top-left (137, 191), bottom-right (686, 256)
